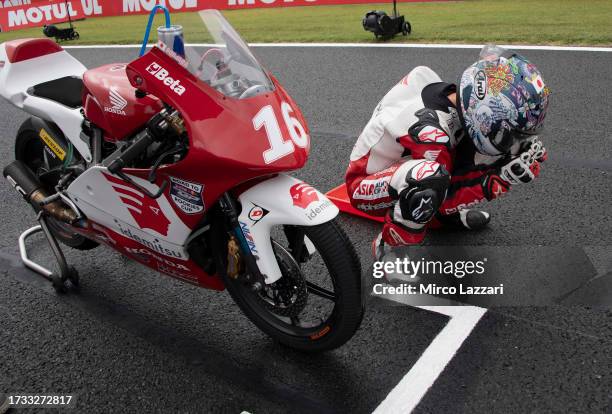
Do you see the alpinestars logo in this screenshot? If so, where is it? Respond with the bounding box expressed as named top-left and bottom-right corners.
top-left (418, 126), bottom-right (449, 143)
top-left (105, 87), bottom-right (127, 115)
top-left (145, 62), bottom-right (186, 96)
top-left (413, 161), bottom-right (439, 180)
top-left (103, 173), bottom-right (170, 236)
top-left (412, 197), bottom-right (434, 221)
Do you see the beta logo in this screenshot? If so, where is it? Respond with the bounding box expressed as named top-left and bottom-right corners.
top-left (290, 183), bottom-right (319, 209)
top-left (145, 62), bottom-right (186, 96)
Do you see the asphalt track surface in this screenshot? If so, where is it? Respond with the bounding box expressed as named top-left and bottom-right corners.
top-left (0, 46), bottom-right (611, 413)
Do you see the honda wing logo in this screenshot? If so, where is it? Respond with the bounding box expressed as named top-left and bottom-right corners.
top-left (145, 62), bottom-right (186, 96)
top-left (105, 87), bottom-right (127, 115)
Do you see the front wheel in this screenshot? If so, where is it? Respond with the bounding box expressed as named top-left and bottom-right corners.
top-left (220, 219), bottom-right (363, 352)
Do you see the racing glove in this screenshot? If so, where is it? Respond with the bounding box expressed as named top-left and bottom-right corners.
top-left (483, 137), bottom-right (547, 200)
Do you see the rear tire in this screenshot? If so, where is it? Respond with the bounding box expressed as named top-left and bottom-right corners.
top-left (220, 219), bottom-right (363, 352)
top-left (15, 120), bottom-right (98, 251)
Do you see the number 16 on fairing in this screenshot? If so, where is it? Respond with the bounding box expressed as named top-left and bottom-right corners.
top-left (253, 102), bottom-right (309, 164)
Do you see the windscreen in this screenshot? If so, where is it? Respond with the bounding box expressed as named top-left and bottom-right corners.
top-left (156, 9), bottom-right (274, 100)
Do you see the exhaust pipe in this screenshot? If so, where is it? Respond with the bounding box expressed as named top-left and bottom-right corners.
top-left (3, 160), bottom-right (77, 223)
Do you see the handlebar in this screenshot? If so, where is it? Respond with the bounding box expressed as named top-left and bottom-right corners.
top-left (107, 130), bottom-right (154, 174)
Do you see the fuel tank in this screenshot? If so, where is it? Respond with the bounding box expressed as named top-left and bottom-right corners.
top-left (83, 63), bottom-right (163, 141)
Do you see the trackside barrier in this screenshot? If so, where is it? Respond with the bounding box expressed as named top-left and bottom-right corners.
top-left (0, 0), bottom-right (443, 32)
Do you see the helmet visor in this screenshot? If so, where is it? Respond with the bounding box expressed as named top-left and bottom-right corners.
top-left (492, 128), bottom-right (534, 154)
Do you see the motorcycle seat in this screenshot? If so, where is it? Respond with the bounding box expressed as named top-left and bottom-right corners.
top-left (28, 76), bottom-right (83, 108)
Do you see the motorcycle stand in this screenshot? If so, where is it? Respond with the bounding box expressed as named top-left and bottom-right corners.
top-left (18, 211), bottom-right (79, 293)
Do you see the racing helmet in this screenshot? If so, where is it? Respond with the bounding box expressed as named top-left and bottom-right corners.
top-left (458, 45), bottom-right (550, 156)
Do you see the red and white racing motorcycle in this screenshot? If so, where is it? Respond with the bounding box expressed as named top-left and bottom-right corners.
top-left (1, 10), bottom-right (363, 352)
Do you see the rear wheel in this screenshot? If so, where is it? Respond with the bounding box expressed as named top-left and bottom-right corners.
top-left (15, 121), bottom-right (98, 250)
top-left (220, 219), bottom-right (363, 352)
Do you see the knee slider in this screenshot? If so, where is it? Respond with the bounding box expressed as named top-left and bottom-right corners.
top-left (396, 161), bottom-right (450, 224)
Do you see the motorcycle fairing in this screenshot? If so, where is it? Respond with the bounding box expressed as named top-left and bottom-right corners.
top-left (0, 39), bottom-right (91, 161)
top-left (74, 219), bottom-right (225, 291)
top-left (67, 165), bottom-right (226, 289)
top-left (82, 63), bottom-right (164, 141)
top-left (237, 174), bottom-right (339, 284)
top-left (67, 166), bottom-right (192, 258)
top-left (125, 47), bottom-right (311, 211)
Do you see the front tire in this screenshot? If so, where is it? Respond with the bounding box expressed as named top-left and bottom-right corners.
top-left (220, 219), bottom-right (363, 352)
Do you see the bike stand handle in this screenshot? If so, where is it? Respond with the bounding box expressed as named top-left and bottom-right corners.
top-left (18, 213), bottom-right (77, 292)
top-left (19, 225), bottom-right (54, 280)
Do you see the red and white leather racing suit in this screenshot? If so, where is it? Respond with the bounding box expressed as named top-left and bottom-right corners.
top-left (345, 66), bottom-right (510, 245)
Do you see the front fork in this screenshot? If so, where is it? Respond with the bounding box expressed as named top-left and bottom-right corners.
top-left (218, 192), bottom-right (308, 288)
top-left (218, 192), bottom-right (266, 289)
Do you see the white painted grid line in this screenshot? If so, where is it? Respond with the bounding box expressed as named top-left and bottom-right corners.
top-left (373, 300), bottom-right (487, 414)
top-left (61, 43), bottom-right (612, 52)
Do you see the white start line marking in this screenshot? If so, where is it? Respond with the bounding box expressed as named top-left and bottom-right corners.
top-left (373, 293), bottom-right (487, 414)
top-left (62, 43), bottom-right (612, 53)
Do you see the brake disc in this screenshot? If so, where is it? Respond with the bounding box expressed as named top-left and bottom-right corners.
top-left (255, 241), bottom-right (308, 318)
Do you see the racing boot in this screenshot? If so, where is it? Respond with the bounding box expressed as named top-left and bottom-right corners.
top-left (372, 213), bottom-right (425, 260)
top-left (433, 209), bottom-right (490, 231)
top-left (372, 227), bottom-right (422, 286)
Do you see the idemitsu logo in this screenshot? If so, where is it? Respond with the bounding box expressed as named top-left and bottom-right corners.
top-left (145, 62), bottom-right (186, 96)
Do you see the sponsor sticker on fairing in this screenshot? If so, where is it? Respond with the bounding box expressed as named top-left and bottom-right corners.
top-left (104, 87), bottom-right (127, 115)
top-left (156, 41), bottom-right (189, 69)
top-left (247, 204), bottom-right (269, 225)
top-left (290, 183), bottom-right (319, 209)
top-left (145, 62), bottom-right (187, 96)
top-left (239, 221), bottom-right (258, 256)
top-left (39, 128), bottom-right (65, 160)
top-left (169, 177), bottom-right (204, 214)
